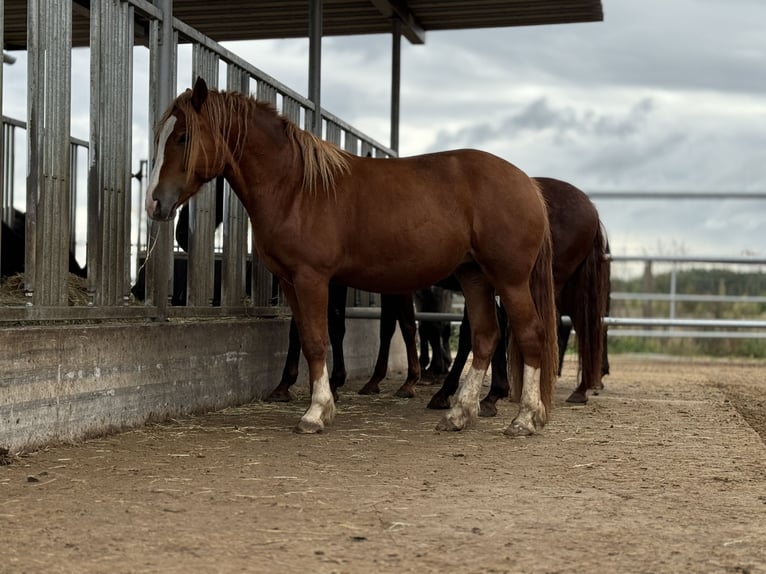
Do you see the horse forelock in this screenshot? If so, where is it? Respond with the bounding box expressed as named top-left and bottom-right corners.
top-left (165, 89), bottom-right (253, 184)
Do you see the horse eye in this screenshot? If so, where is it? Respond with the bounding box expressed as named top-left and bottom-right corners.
top-left (177, 133), bottom-right (188, 145)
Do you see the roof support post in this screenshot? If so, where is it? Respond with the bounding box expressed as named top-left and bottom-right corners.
top-left (390, 18), bottom-right (401, 154)
top-left (308, 0), bottom-right (322, 136)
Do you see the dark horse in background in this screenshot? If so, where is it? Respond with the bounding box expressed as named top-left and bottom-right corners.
top-left (271, 177), bottom-right (610, 408)
top-left (145, 77), bottom-right (559, 436)
top-left (1, 208), bottom-right (87, 279)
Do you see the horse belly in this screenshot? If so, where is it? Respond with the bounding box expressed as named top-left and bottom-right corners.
top-left (335, 236), bottom-right (469, 294)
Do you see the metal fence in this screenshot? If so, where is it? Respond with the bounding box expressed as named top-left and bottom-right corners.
top-left (606, 255), bottom-right (766, 339)
top-left (0, 0), bottom-right (393, 323)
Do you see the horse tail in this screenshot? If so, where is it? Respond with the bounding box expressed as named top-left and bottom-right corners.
top-left (509, 216), bottom-right (558, 417)
top-left (571, 221), bottom-right (610, 392)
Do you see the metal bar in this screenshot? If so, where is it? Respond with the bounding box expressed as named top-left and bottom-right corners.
top-left (607, 330), bottom-right (766, 339)
top-left (87, 0), bottom-right (102, 304)
top-left (344, 307), bottom-right (766, 330)
top-left (612, 255), bottom-right (766, 265)
top-left (308, 0), bottom-right (322, 136)
top-left (390, 19), bottom-right (400, 153)
top-left (589, 191), bottom-right (766, 200)
top-left (221, 65), bottom-right (249, 308)
top-left (0, 0), bottom-right (4, 267)
top-left (611, 292), bottom-right (766, 304)
top-left (186, 44), bottom-right (218, 307)
top-left (146, 4), bottom-right (176, 318)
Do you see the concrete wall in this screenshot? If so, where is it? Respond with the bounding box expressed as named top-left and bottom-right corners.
top-left (0, 318), bottom-right (406, 453)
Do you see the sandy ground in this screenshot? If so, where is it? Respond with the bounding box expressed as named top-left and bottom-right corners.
top-left (1, 355), bottom-right (765, 574)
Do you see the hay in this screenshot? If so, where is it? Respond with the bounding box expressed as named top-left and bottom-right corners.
top-left (0, 273), bottom-right (90, 306)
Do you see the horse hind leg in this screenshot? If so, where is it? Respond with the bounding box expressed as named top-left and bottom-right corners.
top-left (435, 267), bottom-right (497, 432)
top-left (497, 284), bottom-right (551, 436)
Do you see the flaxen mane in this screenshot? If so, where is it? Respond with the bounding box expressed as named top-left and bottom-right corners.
top-left (163, 88), bottom-right (350, 196)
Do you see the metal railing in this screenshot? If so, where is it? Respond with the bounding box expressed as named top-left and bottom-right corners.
top-left (1, 0), bottom-right (393, 323)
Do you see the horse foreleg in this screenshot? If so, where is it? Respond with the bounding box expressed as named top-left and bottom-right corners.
top-left (281, 279), bottom-right (335, 434)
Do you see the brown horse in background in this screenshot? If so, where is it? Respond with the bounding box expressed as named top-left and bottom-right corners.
top-left (145, 77), bottom-right (558, 436)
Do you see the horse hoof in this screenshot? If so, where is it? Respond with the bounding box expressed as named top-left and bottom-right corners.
top-left (565, 391), bottom-right (588, 404)
top-left (294, 420), bottom-right (324, 434)
top-left (426, 393), bottom-right (450, 410)
top-left (265, 388), bottom-right (292, 402)
top-left (504, 421), bottom-right (535, 437)
top-left (358, 383), bottom-right (380, 395)
top-left (435, 417), bottom-right (463, 432)
top-left (394, 386), bottom-right (416, 399)
top-left (479, 400), bottom-right (498, 418)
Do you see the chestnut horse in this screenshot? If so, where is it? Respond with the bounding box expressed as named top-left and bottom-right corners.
top-left (145, 77), bottom-right (558, 435)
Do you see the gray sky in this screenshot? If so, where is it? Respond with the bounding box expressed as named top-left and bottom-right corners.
top-left (222, 0), bottom-right (766, 263)
top-left (3, 0), bottom-right (764, 271)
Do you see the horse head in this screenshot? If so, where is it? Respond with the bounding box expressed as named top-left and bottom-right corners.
top-left (145, 77), bottom-right (226, 221)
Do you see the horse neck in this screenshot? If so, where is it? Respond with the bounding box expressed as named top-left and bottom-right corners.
top-left (223, 103), bottom-right (303, 221)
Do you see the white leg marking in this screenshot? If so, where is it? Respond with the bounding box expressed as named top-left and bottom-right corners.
top-left (505, 364), bottom-right (547, 437)
top-left (296, 365), bottom-right (336, 433)
top-left (436, 366), bottom-right (485, 431)
top-left (145, 115), bottom-right (177, 217)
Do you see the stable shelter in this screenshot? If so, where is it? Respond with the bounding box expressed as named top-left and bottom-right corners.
top-left (0, 0), bottom-right (602, 452)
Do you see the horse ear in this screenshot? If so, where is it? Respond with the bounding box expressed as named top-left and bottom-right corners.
top-left (191, 76), bottom-right (208, 112)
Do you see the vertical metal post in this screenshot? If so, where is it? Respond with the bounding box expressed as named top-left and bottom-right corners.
top-left (147, 0), bottom-right (176, 318)
top-left (186, 45), bottom-right (219, 307)
top-left (27, 0), bottom-right (72, 306)
top-left (390, 19), bottom-right (401, 154)
top-left (669, 263), bottom-right (678, 320)
top-left (89, 0), bottom-right (134, 306)
top-left (252, 82), bottom-right (277, 307)
top-left (0, 0), bottom-right (4, 266)
top-left (308, 0), bottom-right (322, 136)
top-left (221, 66), bottom-right (250, 308)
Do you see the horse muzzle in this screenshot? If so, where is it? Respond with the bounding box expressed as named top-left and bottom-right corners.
top-left (145, 197), bottom-right (177, 222)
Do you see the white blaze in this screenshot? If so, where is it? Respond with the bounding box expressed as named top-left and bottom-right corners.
top-left (144, 115), bottom-right (177, 216)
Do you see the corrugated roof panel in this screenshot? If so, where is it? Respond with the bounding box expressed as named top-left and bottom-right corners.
top-left (2, 0), bottom-right (603, 49)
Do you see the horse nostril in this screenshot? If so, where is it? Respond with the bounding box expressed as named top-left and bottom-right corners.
top-left (145, 196), bottom-right (159, 219)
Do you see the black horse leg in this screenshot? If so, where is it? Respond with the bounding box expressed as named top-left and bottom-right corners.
top-left (327, 284), bottom-right (348, 398)
top-left (479, 304), bottom-right (510, 417)
top-left (427, 307), bottom-right (471, 409)
top-left (358, 294), bottom-right (399, 395)
top-left (266, 318), bottom-right (302, 402)
top-left (392, 293), bottom-right (421, 398)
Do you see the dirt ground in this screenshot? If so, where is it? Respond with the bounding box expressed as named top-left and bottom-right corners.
top-left (2, 355), bottom-right (765, 574)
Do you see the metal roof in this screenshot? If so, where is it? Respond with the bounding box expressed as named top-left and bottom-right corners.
top-left (3, 1), bottom-right (603, 50)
